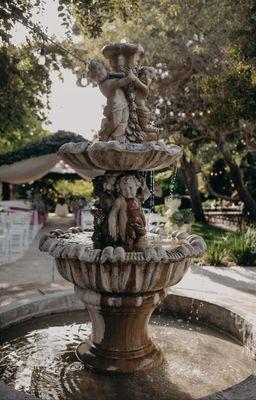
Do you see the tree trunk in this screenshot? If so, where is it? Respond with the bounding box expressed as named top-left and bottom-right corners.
top-left (216, 133), bottom-right (256, 221)
top-left (2, 182), bottom-right (10, 200)
top-left (181, 156), bottom-right (206, 223)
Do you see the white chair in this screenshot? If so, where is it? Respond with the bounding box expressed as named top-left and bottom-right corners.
top-left (0, 224), bottom-right (9, 264)
top-left (9, 226), bottom-right (25, 262)
top-left (7, 211), bottom-right (31, 261)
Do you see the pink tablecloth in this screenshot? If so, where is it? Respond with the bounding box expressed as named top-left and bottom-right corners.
top-left (73, 206), bottom-right (82, 227)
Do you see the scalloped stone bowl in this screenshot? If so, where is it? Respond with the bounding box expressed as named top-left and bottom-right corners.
top-left (40, 230), bottom-right (206, 373)
top-left (57, 141), bottom-right (182, 174)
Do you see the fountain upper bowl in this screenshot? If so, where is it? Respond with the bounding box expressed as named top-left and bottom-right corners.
top-left (57, 141), bottom-right (182, 176)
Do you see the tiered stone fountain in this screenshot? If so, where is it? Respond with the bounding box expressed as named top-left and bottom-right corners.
top-left (40, 42), bottom-right (206, 374)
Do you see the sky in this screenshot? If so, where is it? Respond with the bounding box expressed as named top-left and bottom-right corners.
top-left (12, 0), bottom-right (105, 141)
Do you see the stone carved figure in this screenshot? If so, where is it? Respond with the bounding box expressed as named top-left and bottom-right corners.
top-left (108, 174), bottom-right (150, 248)
top-left (91, 173), bottom-right (117, 247)
top-left (101, 43), bottom-right (147, 143)
top-left (134, 67), bottom-right (159, 141)
top-left (88, 59), bottom-right (134, 142)
top-left (89, 44), bottom-right (159, 144)
top-left (92, 172), bottom-right (150, 248)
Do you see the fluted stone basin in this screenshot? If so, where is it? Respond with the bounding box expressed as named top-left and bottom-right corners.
top-left (57, 141), bottom-right (182, 175)
top-left (40, 230), bottom-right (206, 373)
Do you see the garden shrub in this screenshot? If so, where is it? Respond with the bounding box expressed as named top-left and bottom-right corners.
top-left (170, 209), bottom-right (195, 226)
top-left (204, 242), bottom-right (227, 266)
top-left (193, 223), bottom-right (256, 266)
top-left (226, 227), bottom-right (256, 266)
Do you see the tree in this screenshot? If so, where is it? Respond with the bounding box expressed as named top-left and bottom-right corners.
top-left (203, 62), bottom-right (256, 219)
top-left (73, 1), bottom-right (240, 219)
top-left (0, 1), bottom-right (139, 152)
top-left (0, 44), bottom-right (49, 152)
top-left (74, 0), bottom-right (256, 220)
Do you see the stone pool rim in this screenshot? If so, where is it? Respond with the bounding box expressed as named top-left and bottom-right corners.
top-left (0, 290), bottom-right (255, 400)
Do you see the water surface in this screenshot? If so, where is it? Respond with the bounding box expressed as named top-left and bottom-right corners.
top-left (0, 311), bottom-right (254, 400)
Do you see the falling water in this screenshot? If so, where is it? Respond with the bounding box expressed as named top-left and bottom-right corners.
top-left (150, 170), bottom-right (155, 211)
top-left (169, 162), bottom-right (178, 200)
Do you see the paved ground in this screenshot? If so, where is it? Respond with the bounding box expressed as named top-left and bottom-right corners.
top-left (0, 215), bottom-right (73, 307)
top-left (0, 215), bottom-right (255, 322)
top-left (172, 265), bottom-right (256, 323)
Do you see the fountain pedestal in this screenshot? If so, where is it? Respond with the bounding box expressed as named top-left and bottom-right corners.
top-left (75, 286), bottom-right (166, 373)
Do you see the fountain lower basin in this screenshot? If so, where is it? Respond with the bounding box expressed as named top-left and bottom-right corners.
top-left (0, 306), bottom-right (255, 400)
top-left (39, 230), bottom-right (206, 373)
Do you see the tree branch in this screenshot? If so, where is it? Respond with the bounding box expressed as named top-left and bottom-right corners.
top-left (203, 173), bottom-right (239, 202)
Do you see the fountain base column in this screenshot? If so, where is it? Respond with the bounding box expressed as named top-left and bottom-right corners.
top-left (75, 286), bottom-right (166, 373)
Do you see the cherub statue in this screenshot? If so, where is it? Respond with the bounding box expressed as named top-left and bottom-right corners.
top-left (108, 174), bottom-right (150, 248)
top-left (88, 60), bottom-right (134, 142)
top-left (92, 174), bottom-right (117, 246)
top-left (133, 66), bottom-right (159, 141)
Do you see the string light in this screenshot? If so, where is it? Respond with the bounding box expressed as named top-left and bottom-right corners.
top-left (80, 76), bottom-right (88, 86)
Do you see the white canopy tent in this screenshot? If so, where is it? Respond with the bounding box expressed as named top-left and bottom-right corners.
top-left (0, 152), bottom-right (96, 184)
top-left (0, 132), bottom-right (96, 185)
top-left (0, 154), bottom-right (59, 184)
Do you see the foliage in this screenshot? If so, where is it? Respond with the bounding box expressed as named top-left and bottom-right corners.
top-left (0, 42), bottom-right (73, 152)
top-left (77, 0), bottom-right (256, 219)
top-left (1, 1), bottom-right (256, 218)
top-left (154, 204), bottom-right (165, 215)
top-left (192, 223), bottom-right (256, 266)
top-left (204, 243), bottom-right (227, 266)
top-left (0, 1), bottom-right (35, 43)
top-left (0, 131), bottom-right (86, 166)
top-left (69, 195), bottom-right (88, 210)
top-left (154, 169), bottom-right (185, 199)
top-left (15, 175), bottom-right (94, 212)
top-left (65, 0), bottom-right (140, 38)
top-left (0, 1), bottom-right (140, 152)
top-left (191, 223), bottom-right (227, 245)
top-left (15, 178), bottom-right (58, 211)
top-left (203, 63), bottom-right (256, 130)
top-left (170, 208), bottom-right (194, 226)
top-left (181, 208), bottom-right (195, 224)
top-left (226, 227), bottom-right (256, 266)
top-left (27, 190), bottom-right (46, 212)
top-left (0, 1), bottom-right (79, 152)
top-left (231, 0), bottom-right (256, 62)
top-left (0, 44), bottom-right (50, 152)
top-left (0, 1), bottom-right (140, 41)
top-left (54, 179), bottom-right (93, 200)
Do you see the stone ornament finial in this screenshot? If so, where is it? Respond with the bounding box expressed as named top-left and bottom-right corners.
top-left (101, 42), bottom-right (145, 71)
